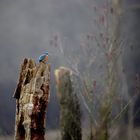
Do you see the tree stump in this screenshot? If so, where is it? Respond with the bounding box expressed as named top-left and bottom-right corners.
top-left (55, 67), bottom-right (82, 140)
top-left (13, 58), bottom-right (50, 140)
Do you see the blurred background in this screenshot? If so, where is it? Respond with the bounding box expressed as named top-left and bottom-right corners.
top-left (0, 0), bottom-right (140, 139)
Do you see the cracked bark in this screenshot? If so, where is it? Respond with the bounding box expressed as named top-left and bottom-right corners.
top-left (13, 58), bottom-right (50, 140)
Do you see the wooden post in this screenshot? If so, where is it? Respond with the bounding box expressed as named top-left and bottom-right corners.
top-left (13, 58), bottom-right (50, 140)
top-left (55, 67), bottom-right (82, 140)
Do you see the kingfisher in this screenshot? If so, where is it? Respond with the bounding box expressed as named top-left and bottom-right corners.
top-left (39, 52), bottom-right (49, 63)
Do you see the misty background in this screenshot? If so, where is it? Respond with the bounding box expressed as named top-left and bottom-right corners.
top-left (0, 0), bottom-right (140, 136)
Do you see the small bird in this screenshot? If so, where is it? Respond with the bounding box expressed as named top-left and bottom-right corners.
top-left (39, 52), bottom-right (49, 63)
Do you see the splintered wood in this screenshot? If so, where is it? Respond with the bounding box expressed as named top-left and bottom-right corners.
top-left (13, 58), bottom-right (50, 140)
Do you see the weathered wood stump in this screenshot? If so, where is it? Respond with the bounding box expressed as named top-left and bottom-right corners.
top-left (55, 67), bottom-right (82, 140)
top-left (13, 58), bottom-right (50, 140)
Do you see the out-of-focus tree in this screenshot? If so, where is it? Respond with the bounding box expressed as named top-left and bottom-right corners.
top-left (55, 67), bottom-right (82, 140)
top-left (50, 0), bottom-right (133, 140)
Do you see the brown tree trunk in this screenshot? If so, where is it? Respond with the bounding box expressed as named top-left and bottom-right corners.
top-left (13, 58), bottom-right (50, 140)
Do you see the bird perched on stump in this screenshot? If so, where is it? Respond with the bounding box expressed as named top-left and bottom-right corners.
top-left (39, 52), bottom-right (49, 63)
